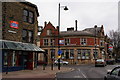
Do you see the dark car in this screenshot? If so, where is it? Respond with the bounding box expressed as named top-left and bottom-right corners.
top-left (115, 58), bottom-right (120, 63)
top-left (104, 66), bottom-right (120, 80)
top-left (106, 59), bottom-right (115, 65)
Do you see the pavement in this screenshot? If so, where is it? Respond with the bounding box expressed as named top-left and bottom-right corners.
top-left (2, 65), bottom-right (74, 79)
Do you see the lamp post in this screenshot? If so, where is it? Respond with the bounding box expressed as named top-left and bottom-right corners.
top-left (58, 3), bottom-right (68, 70)
top-left (94, 25), bottom-right (97, 60)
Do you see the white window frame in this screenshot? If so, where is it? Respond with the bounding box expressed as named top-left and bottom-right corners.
top-left (80, 38), bottom-right (87, 45)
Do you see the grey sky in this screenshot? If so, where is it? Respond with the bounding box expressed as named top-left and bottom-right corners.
top-left (27, 0), bottom-right (119, 35)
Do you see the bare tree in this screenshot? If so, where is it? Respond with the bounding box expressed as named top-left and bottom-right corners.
top-left (109, 30), bottom-right (120, 58)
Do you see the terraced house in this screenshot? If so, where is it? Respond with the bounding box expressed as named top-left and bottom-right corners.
top-left (1, 2), bottom-right (44, 72)
top-left (39, 21), bottom-right (109, 64)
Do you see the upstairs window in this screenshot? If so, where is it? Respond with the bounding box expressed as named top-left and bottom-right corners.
top-left (23, 9), bottom-right (34, 24)
top-left (100, 40), bottom-right (104, 46)
top-left (65, 38), bottom-right (70, 45)
top-left (44, 39), bottom-right (48, 46)
top-left (81, 38), bottom-right (87, 45)
top-left (22, 29), bottom-right (33, 43)
top-left (47, 30), bottom-right (52, 35)
top-left (50, 39), bottom-right (55, 46)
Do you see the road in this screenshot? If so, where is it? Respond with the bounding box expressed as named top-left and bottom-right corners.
top-left (56, 64), bottom-right (120, 80)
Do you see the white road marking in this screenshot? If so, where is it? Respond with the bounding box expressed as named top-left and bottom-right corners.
top-left (78, 69), bottom-right (88, 80)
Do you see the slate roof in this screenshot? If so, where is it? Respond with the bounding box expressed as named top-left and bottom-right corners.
top-left (60, 27), bottom-right (102, 37)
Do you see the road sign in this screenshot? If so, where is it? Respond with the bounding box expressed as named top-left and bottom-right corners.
top-left (58, 50), bottom-right (62, 55)
top-left (58, 55), bottom-right (61, 58)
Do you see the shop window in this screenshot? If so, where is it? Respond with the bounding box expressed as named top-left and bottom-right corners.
top-left (70, 49), bottom-right (74, 59)
top-left (81, 49), bottom-right (90, 59)
top-left (93, 49), bottom-right (98, 59)
top-left (65, 38), bottom-right (70, 45)
top-left (65, 50), bottom-right (69, 59)
top-left (50, 49), bottom-right (55, 59)
top-left (81, 38), bottom-right (87, 45)
top-left (77, 49), bottom-right (81, 59)
top-left (23, 9), bottom-right (34, 24)
top-left (4, 52), bottom-right (8, 66)
top-left (61, 49), bottom-right (65, 59)
top-left (44, 39), bottom-right (48, 46)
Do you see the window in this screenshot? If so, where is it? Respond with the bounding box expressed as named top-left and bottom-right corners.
top-left (61, 49), bottom-right (65, 59)
top-left (22, 29), bottom-right (27, 43)
top-left (65, 38), bottom-right (70, 45)
top-left (4, 52), bottom-right (8, 66)
top-left (81, 49), bottom-right (91, 59)
top-left (77, 49), bottom-right (81, 59)
top-left (70, 49), bottom-right (74, 59)
top-left (100, 40), bottom-right (104, 46)
top-left (23, 10), bottom-right (28, 22)
top-left (28, 31), bottom-right (33, 43)
top-left (22, 29), bottom-right (34, 43)
top-left (93, 49), bottom-right (98, 59)
top-left (65, 49), bottom-right (69, 59)
top-left (23, 9), bottom-right (34, 24)
top-left (111, 68), bottom-right (120, 76)
top-left (50, 39), bottom-right (55, 46)
top-left (81, 38), bottom-right (87, 45)
top-left (44, 39), bottom-right (48, 46)
top-left (29, 11), bottom-right (34, 23)
top-left (47, 30), bottom-right (52, 35)
top-left (50, 49), bottom-right (55, 59)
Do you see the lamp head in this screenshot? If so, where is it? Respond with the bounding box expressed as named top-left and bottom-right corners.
top-left (64, 6), bottom-right (68, 11)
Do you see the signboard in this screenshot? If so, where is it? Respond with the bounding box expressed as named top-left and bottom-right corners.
top-left (10, 21), bottom-right (19, 29)
top-left (59, 40), bottom-right (64, 44)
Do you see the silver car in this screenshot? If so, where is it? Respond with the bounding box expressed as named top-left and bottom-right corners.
top-left (54, 59), bottom-right (69, 65)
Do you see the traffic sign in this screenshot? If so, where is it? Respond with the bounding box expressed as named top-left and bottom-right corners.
top-left (58, 50), bottom-right (62, 55)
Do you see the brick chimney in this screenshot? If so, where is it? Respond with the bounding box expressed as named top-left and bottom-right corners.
top-left (75, 20), bottom-right (77, 31)
top-left (44, 21), bottom-right (47, 27)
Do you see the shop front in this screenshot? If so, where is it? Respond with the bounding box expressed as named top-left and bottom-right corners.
top-left (1, 40), bottom-right (44, 72)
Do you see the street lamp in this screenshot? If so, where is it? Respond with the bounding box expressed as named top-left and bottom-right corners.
top-left (58, 3), bottom-right (68, 70)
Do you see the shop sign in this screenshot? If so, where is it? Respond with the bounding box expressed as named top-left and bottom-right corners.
top-left (10, 21), bottom-right (19, 29)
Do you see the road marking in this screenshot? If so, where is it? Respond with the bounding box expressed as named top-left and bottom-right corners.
top-left (78, 69), bottom-right (88, 80)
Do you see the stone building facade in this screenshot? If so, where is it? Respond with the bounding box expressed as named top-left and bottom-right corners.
top-left (2, 2), bottom-right (44, 72)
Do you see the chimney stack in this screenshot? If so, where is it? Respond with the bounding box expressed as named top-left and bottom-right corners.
top-left (44, 21), bottom-right (47, 27)
top-left (75, 20), bottom-right (77, 31)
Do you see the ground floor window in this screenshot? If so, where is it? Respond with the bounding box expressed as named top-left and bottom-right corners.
top-left (50, 49), bottom-right (55, 59)
top-left (77, 49), bottom-right (91, 59)
top-left (70, 49), bottom-right (74, 59)
top-left (93, 49), bottom-right (98, 59)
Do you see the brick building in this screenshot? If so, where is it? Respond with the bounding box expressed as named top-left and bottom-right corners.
top-left (1, 2), bottom-right (44, 72)
top-left (39, 21), bottom-right (109, 64)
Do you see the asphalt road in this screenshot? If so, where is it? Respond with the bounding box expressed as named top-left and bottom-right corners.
top-left (56, 64), bottom-right (120, 80)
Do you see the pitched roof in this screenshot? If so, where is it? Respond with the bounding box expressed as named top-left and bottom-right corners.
top-left (60, 27), bottom-right (102, 37)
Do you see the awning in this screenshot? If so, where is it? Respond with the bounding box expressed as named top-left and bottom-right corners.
top-left (0, 40), bottom-right (45, 53)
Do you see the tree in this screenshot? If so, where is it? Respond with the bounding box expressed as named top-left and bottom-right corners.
top-left (109, 30), bottom-right (120, 58)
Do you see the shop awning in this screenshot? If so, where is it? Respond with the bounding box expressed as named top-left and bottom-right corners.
top-left (0, 40), bottom-right (45, 53)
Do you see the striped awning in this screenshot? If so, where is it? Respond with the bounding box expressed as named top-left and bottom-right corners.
top-left (0, 40), bottom-right (45, 53)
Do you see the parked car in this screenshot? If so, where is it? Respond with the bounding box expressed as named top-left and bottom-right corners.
top-left (104, 66), bottom-right (120, 80)
top-left (54, 59), bottom-right (69, 65)
top-left (115, 58), bottom-right (120, 63)
top-left (95, 59), bottom-right (106, 67)
top-left (106, 58), bottom-right (115, 65)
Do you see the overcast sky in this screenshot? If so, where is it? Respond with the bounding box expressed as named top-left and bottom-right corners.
top-left (27, 0), bottom-right (119, 35)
